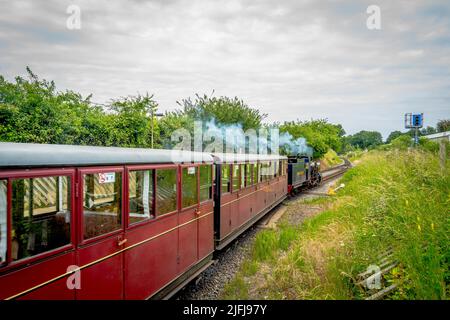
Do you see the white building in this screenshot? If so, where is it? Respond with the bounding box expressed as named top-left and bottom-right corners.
top-left (423, 131), bottom-right (450, 142)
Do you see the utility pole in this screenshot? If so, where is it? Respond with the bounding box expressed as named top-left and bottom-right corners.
top-left (150, 106), bottom-right (164, 149)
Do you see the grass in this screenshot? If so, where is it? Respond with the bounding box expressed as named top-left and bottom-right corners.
top-left (321, 149), bottom-right (342, 169)
top-left (222, 148), bottom-right (449, 300)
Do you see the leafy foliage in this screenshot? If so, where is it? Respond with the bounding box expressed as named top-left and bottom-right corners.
top-left (345, 130), bottom-right (383, 149)
top-left (0, 68), bottom-right (160, 148)
top-left (436, 119), bottom-right (450, 133)
top-left (279, 119), bottom-right (345, 158)
top-left (178, 94), bottom-right (267, 131)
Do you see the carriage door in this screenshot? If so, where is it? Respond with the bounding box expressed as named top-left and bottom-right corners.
top-left (178, 164), bottom-right (199, 273)
top-left (76, 167), bottom-right (125, 300)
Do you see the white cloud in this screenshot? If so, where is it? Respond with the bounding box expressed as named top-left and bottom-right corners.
top-left (0, 0), bottom-right (449, 138)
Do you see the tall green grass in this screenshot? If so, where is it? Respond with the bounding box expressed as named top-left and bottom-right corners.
top-left (224, 148), bottom-right (449, 299)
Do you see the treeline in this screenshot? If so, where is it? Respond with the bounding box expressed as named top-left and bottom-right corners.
top-left (0, 68), bottom-right (345, 159)
top-left (342, 121), bottom-right (449, 152)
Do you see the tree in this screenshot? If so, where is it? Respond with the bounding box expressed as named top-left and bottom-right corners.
top-left (345, 130), bottom-right (382, 149)
top-left (108, 93), bottom-right (159, 148)
top-left (157, 110), bottom-right (194, 149)
top-left (279, 119), bottom-right (345, 158)
top-left (177, 94), bottom-right (267, 131)
top-left (0, 68), bottom-right (161, 148)
top-left (436, 119), bottom-right (450, 132)
top-left (386, 131), bottom-right (403, 143)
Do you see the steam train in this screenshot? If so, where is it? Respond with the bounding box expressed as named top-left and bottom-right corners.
top-left (0, 142), bottom-right (322, 300)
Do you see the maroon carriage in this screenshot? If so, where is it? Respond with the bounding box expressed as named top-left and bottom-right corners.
top-left (211, 153), bottom-right (288, 249)
top-left (0, 143), bottom-right (214, 300)
top-left (0, 143), bottom-right (288, 300)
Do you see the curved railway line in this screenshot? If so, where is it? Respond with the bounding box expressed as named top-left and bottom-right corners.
top-left (174, 159), bottom-right (351, 300)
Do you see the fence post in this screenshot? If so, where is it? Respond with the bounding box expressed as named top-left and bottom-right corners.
top-left (439, 139), bottom-right (446, 171)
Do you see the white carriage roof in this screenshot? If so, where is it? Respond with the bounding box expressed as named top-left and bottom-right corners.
top-left (0, 142), bottom-right (214, 168)
top-left (0, 143), bottom-right (287, 168)
top-left (211, 152), bottom-right (287, 163)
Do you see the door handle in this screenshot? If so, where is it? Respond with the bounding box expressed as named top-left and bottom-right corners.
top-left (195, 208), bottom-right (201, 216)
top-left (117, 238), bottom-right (127, 247)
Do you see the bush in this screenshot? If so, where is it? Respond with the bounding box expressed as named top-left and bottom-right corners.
top-left (390, 135), bottom-right (413, 150)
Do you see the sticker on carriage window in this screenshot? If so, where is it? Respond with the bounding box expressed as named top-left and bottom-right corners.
top-left (99, 172), bottom-right (116, 184)
top-left (188, 167), bottom-right (196, 175)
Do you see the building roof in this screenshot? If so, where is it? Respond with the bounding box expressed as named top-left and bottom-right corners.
top-left (423, 131), bottom-right (450, 140)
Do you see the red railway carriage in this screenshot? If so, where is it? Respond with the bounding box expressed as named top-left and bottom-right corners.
top-left (0, 143), bottom-right (215, 300)
top-left (0, 143), bottom-right (288, 300)
top-left (211, 153), bottom-right (288, 249)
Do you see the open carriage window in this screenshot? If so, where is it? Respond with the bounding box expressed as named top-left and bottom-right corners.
top-left (129, 170), bottom-right (154, 225)
top-left (0, 180), bottom-right (6, 264)
top-left (83, 172), bottom-right (122, 240)
top-left (11, 176), bottom-right (71, 261)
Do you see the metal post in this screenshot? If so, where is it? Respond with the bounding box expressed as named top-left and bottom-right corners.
top-left (415, 127), bottom-right (419, 146)
top-left (150, 108), bottom-right (154, 149)
top-left (439, 139), bottom-right (446, 171)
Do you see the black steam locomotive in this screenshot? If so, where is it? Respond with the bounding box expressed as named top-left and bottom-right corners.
top-left (287, 155), bottom-right (322, 194)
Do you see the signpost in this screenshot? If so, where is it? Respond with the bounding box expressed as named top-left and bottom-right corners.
top-left (405, 113), bottom-right (423, 145)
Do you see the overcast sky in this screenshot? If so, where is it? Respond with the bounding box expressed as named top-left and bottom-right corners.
top-left (0, 0), bottom-right (449, 138)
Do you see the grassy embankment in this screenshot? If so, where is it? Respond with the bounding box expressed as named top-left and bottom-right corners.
top-left (223, 148), bottom-right (449, 299)
top-left (321, 149), bottom-right (342, 169)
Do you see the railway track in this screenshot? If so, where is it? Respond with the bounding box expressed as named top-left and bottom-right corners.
top-left (174, 158), bottom-right (352, 300)
top-left (321, 158), bottom-right (352, 181)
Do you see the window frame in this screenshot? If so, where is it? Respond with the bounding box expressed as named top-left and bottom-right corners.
top-left (180, 164), bottom-right (199, 210)
top-left (221, 164), bottom-right (231, 194)
top-left (154, 165), bottom-right (180, 218)
top-left (124, 164), bottom-right (179, 231)
top-left (0, 168), bottom-right (76, 270)
top-left (126, 166), bottom-right (156, 229)
top-left (231, 163), bottom-right (240, 193)
top-left (199, 164), bottom-right (213, 204)
top-left (253, 162), bottom-right (259, 186)
top-left (240, 164), bottom-right (246, 189)
top-left (0, 179), bottom-right (6, 267)
top-left (78, 166), bottom-right (124, 246)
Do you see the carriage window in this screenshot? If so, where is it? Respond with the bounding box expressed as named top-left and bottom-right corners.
top-left (157, 168), bottom-right (177, 215)
top-left (11, 176), bottom-right (71, 261)
top-left (273, 161), bottom-right (278, 177)
top-left (273, 161), bottom-right (277, 178)
top-left (129, 170), bottom-right (154, 225)
top-left (270, 162), bottom-right (275, 179)
top-left (279, 160), bottom-right (283, 176)
top-left (232, 164), bottom-right (240, 191)
top-left (240, 164), bottom-right (246, 188)
top-left (0, 180), bottom-right (6, 264)
top-left (253, 163), bottom-right (258, 184)
top-left (200, 165), bottom-right (212, 202)
top-left (182, 167), bottom-right (198, 208)
top-left (83, 172), bottom-right (121, 240)
top-left (221, 165), bottom-right (231, 193)
top-left (245, 164), bottom-right (252, 186)
top-left (260, 162), bottom-right (267, 181)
